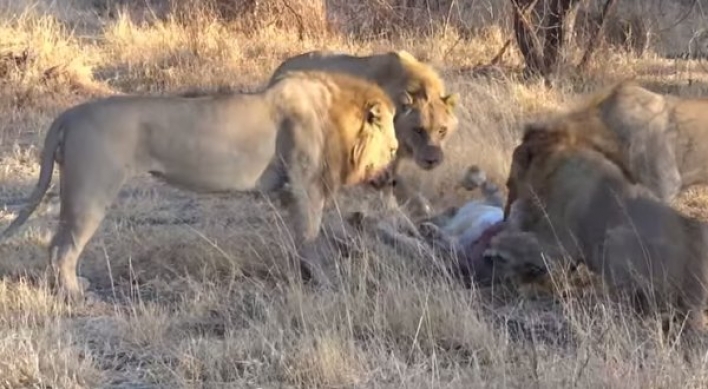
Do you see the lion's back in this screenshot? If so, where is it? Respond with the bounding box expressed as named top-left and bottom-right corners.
top-left (269, 50), bottom-right (448, 92)
top-left (593, 82), bottom-right (708, 193)
top-left (268, 51), bottom-right (374, 86)
top-left (265, 71), bottom-right (396, 167)
top-left (552, 81), bottom-right (685, 201)
top-left (560, 81), bottom-right (670, 145)
top-left (270, 70), bottom-right (393, 118)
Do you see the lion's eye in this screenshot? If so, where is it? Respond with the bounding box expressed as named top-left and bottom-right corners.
top-left (439, 127), bottom-right (447, 137)
top-left (414, 127), bottom-right (425, 135)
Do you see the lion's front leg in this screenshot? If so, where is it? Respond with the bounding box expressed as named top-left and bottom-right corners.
top-left (288, 178), bottom-right (329, 286)
top-left (370, 158), bottom-right (432, 218)
top-left (368, 158), bottom-right (400, 207)
top-left (393, 177), bottom-right (433, 219)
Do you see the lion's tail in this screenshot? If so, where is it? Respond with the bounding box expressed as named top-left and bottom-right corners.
top-left (0, 118), bottom-right (63, 242)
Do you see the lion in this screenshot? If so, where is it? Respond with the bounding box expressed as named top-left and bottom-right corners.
top-left (0, 70), bottom-right (399, 300)
top-left (484, 118), bottom-right (708, 332)
top-left (553, 80), bottom-right (708, 204)
top-left (268, 50), bottom-right (459, 217)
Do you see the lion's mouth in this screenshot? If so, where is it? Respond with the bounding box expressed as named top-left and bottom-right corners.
top-left (504, 200), bottom-right (525, 228)
top-left (464, 221), bottom-right (507, 279)
top-left (365, 164), bottom-right (390, 184)
top-left (469, 221), bottom-right (506, 255)
top-left (417, 158), bottom-right (439, 170)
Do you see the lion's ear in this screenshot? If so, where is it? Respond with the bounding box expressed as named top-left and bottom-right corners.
top-left (397, 92), bottom-right (414, 116)
top-left (521, 122), bottom-right (550, 143)
top-left (513, 137), bottom-right (536, 170)
top-left (366, 101), bottom-right (383, 126)
top-left (504, 143), bottom-right (531, 220)
top-left (400, 91), bottom-right (414, 107)
top-left (442, 93), bottom-right (458, 110)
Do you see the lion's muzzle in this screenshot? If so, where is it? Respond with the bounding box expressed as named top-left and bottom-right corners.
top-left (460, 221), bottom-right (507, 287)
top-left (366, 163), bottom-right (395, 188)
top-left (416, 146), bottom-right (444, 170)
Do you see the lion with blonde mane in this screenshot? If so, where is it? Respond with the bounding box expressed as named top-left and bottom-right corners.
top-left (0, 70), bottom-right (398, 300)
top-left (478, 113), bottom-right (708, 333)
top-left (268, 50), bottom-right (459, 217)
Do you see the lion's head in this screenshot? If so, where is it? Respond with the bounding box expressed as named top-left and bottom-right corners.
top-left (346, 99), bottom-right (399, 186)
top-left (268, 50), bottom-right (460, 172)
top-left (392, 51), bottom-right (459, 170)
top-left (503, 113), bottom-right (636, 220)
top-left (472, 230), bottom-right (549, 287)
top-left (394, 88), bottom-right (459, 170)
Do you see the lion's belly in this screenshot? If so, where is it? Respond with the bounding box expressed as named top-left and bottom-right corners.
top-left (147, 133), bottom-right (277, 193)
top-left (154, 158), bottom-right (270, 193)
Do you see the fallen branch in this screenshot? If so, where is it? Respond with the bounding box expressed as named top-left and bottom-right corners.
top-left (280, 0), bottom-right (305, 41)
top-left (491, 39), bottom-right (513, 65)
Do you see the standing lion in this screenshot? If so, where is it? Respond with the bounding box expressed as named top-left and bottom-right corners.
top-left (0, 70), bottom-right (399, 300)
top-left (268, 50), bottom-right (459, 218)
top-left (485, 117), bottom-right (708, 333)
top-left (556, 80), bottom-right (708, 204)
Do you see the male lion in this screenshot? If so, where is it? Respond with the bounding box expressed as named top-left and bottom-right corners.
top-left (0, 70), bottom-right (399, 300)
top-left (268, 50), bottom-right (459, 217)
top-left (555, 80), bottom-right (708, 203)
top-left (486, 117), bottom-right (708, 332)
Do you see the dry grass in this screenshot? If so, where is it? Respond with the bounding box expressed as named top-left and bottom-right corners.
top-left (3, 0), bottom-right (708, 387)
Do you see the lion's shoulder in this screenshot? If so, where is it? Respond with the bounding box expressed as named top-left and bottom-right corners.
top-left (390, 51), bottom-right (446, 94)
top-left (276, 50), bottom-right (448, 95)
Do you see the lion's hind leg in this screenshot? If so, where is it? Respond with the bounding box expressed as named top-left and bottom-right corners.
top-left (255, 154), bottom-right (295, 208)
top-left (49, 160), bottom-right (127, 302)
top-left (675, 278), bottom-right (708, 334)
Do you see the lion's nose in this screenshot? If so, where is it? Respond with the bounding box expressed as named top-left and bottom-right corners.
top-left (421, 147), bottom-right (443, 169)
top-left (423, 157), bottom-right (438, 167)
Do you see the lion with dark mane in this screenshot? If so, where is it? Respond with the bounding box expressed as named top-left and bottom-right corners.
top-left (0, 70), bottom-right (399, 300)
top-left (268, 50), bottom-right (459, 217)
top-left (480, 112), bottom-right (708, 333)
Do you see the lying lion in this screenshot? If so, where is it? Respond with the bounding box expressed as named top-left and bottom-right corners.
top-left (487, 117), bottom-right (708, 333)
top-left (557, 80), bottom-right (708, 203)
top-left (268, 50), bottom-right (459, 218)
top-left (0, 70), bottom-right (399, 300)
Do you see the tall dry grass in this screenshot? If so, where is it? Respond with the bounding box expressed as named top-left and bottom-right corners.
top-left (2, 0), bottom-right (708, 387)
